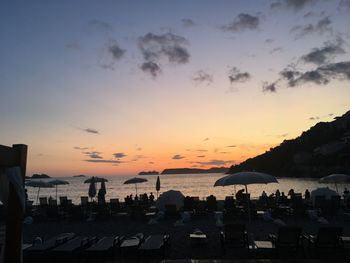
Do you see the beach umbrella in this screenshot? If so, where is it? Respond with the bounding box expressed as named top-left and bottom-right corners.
top-left (25, 180), bottom-right (54, 205)
top-left (123, 177), bottom-right (148, 195)
top-left (100, 179), bottom-right (106, 195)
top-left (88, 177), bottom-right (96, 201)
top-left (48, 179), bottom-right (69, 202)
top-left (156, 176), bottom-right (160, 198)
top-left (214, 171), bottom-right (278, 222)
top-left (319, 174), bottom-right (350, 193)
top-left (84, 177), bottom-right (108, 183)
top-left (155, 190), bottom-right (184, 211)
top-left (311, 187), bottom-right (338, 205)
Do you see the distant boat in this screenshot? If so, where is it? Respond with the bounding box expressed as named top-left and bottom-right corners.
top-left (138, 171), bottom-right (159, 175)
top-left (73, 174), bottom-right (86, 178)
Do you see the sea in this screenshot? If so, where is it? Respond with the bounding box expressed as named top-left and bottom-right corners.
top-left (26, 173), bottom-right (348, 205)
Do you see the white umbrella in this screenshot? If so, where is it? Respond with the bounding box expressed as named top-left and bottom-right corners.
top-left (124, 177), bottom-right (147, 195)
top-left (156, 190), bottom-right (184, 211)
top-left (48, 179), bottom-right (69, 202)
top-left (214, 171), bottom-right (278, 222)
top-left (25, 180), bottom-right (54, 205)
top-left (84, 177), bottom-right (108, 183)
top-left (319, 174), bottom-right (350, 193)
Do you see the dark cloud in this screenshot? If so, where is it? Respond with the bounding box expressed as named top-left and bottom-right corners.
top-left (329, 113), bottom-right (334, 116)
top-left (280, 61), bottom-right (350, 87)
top-left (138, 32), bottom-right (190, 77)
top-left (182, 18), bottom-right (195, 27)
top-left (197, 155), bottom-right (205, 158)
top-left (270, 2), bottom-right (282, 9)
top-left (219, 152), bottom-right (230, 154)
top-left (265, 38), bottom-right (274, 44)
top-left (83, 151), bottom-right (103, 159)
top-left (136, 147), bottom-right (142, 151)
top-left (301, 40), bottom-right (345, 65)
top-left (172, 154), bottom-right (185, 160)
top-left (192, 70), bottom-right (213, 86)
top-left (65, 43), bottom-right (80, 50)
top-left (309, 116), bottom-right (320, 120)
top-left (338, 0), bottom-right (350, 12)
top-left (262, 81), bottom-right (278, 93)
top-left (291, 16), bottom-right (332, 38)
top-left (228, 67), bottom-right (251, 83)
top-left (270, 47), bottom-right (283, 54)
top-left (73, 146), bottom-right (89, 150)
top-left (113, 152), bottom-right (127, 159)
top-left (276, 133), bottom-right (288, 138)
top-left (140, 62), bottom-right (161, 78)
top-left (203, 138), bottom-right (209, 141)
top-left (83, 128), bottom-right (99, 134)
top-left (87, 19), bottom-right (113, 33)
top-left (196, 149), bottom-right (208, 152)
top-left (108, 42), bottom-right (126, 60)
top-left (84, 159), bottom-right (121, 164)
top-left (226, 145), bottom-right (237, 148)
top-left (221, 13), bottom-right (260, 32)
top-left (195, 159), bottom-right (233, 166)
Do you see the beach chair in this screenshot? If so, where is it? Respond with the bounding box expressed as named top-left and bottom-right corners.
top-left (83, 235), bottom-right (124, 261)
top-left (25, 233), bottom-right (76, 261)
top-left (220, 223), bottom-right (248, 252)
top-left (120, 233), bottom-right (145, 257)
top-left (139, 234), bottom-right (170, 258)
top-left (49, 199), bottom-right (57, 206)
top-left (206, 195), bottom-right (217, 211)
top-left (183, 196), bottom-right (195, 211)
top-left (110, 198), bottom-right (121, 214)
top-left (60, 196), bottom-right (68, 206)
top-left (81, 196), bottom-right (89, 206)
top-left (305, 226), bottom-right (343, 257)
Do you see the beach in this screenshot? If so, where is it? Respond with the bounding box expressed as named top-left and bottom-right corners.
top-left (21, 204), bottom-right (350, 260)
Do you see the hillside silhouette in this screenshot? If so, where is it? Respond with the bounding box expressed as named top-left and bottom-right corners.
top-left (228, 110), bottom-right (350, 178)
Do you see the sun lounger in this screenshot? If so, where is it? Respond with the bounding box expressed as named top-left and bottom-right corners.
top-left (83, 236), bottom-right (124, 261)
top-left (139, 234), bottom-right (170, 257)
top-left (52, 236), bottom-right (97, 253)
top-left (25, 232), bottom-right (76, 253)
top-left (120, 233), bottom-right (145, 256)
top-left (220, 223), bottom-right (248, 252)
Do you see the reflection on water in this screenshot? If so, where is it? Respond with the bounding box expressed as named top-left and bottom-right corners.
top-left (26, 173), bottom-right (346, 204)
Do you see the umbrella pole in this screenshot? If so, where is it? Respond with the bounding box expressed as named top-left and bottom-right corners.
top-left (245, 185), bottom-right (251, 223)
top-left (36, 187), bottom-right (40, 205)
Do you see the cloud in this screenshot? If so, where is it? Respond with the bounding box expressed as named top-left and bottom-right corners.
top-left (228, 67), bottom-right (251, 83)
top-left (276, 133), bottom-right (288, 138)
top-left (271, 0), bottom-right (315, 11)
top-left (140, 62), bottom-right (161, 77)
top-left (138, 32), bottom-right (190, 77)
top-left (192, 70), bottom-right (213, 86)
top-left (338, 0), bottom-right (350, 12)
top-left (221, 13), bottom-right (260, 32)
top-left (195, 159), bottom-right (233, 166)
top-left (262, 81), bottom-right (278, 93)
top-left (136, 147), bottom-right (142, 151)
top-left (270, 47), bottom-right (283, 54)
top-left (65, 42), bottom-right (80, 50)
top-left (82, 128), bottom-right (99, 134)
top-left (113, 152), bottom-right (127, 159)
top-left (108, 42), bottom-right (126, 60)
top-left (203, 138), bottom-right (210, 141)
top-left (280, 61), bottom-right (350, 87)
top-left (84, 159), bottom-right (121, 164)
top-left (172, 154), bottom-right (185, 160)
top-left (301, 39), bottom-right (345, 65)
top-left (226, 145), bottom-right (237, 148)
top-left (196, 149), bottom-right (208, 152)
top-left (73, 146), bottom-right (89, 150)
top-left (309, 116), bottom-right (320, 120)
top-left (265, 38), bottom-right (274, 43)
top-left (219, 152), bottom-right (231, 154)
top-left (291, 16), bottom-right (332, 38)
top-left (182, 18), bottom-right (195, 27)
top-left (83, 151), bottom-right (103, 159)
top-left (197, 155), bottom-right (205, 158)
top-left (86, 19), bottom-right (113, 33)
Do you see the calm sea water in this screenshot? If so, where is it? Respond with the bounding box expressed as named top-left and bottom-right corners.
top-left (26, 173), bottom-right (347, 205)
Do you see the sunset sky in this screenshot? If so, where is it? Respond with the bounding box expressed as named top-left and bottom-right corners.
top-left (1, 0), bottom-right (350, 177)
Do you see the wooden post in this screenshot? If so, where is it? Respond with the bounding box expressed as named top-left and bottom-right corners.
top-left (3, 144), bottom-right (27, 263)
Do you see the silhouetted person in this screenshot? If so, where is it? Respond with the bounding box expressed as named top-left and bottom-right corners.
top-left (288, 188), bottom-right (295, 198)
top-left (149, 192), bottom-right (154, 203)
top-left (98, 189), bottom-right (105, 204)
top-left (275, 189), bottom-right (280, 198)
top-left (304, 189), bottom-right (310, 199)
top-left (236, 189), bottom-right (245, 199)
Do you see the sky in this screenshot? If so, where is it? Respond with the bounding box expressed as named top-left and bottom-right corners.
top-left (1, 0), bottom-right (350, 177)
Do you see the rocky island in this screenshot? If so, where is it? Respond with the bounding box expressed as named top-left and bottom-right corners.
top-left (138, 171), bottom-right (159, 175)
top-left (31, 173), bottom-right (51, 179)
top-left (161, 167), bottom-right (229, 174)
